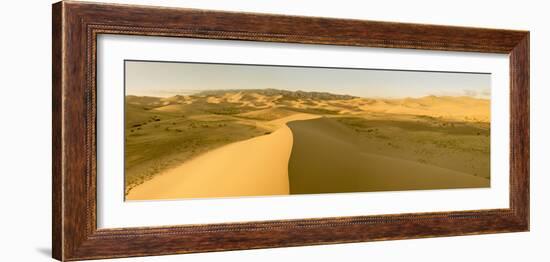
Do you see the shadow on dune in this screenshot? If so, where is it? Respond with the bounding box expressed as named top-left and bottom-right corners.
top-left (286, 117), bottom-right (489, 195)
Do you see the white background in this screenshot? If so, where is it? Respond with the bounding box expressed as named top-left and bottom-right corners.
top-left (0, 0), bottom-right (546, 261)
top-left (98, 35), bottom-right (509, 228)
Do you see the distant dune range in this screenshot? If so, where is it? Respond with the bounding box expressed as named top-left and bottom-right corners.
top-left (124, 89), bottom-right (490, 200)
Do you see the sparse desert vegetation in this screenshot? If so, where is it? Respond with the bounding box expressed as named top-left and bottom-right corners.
top-left (125, 89), bottom-right (490, 200)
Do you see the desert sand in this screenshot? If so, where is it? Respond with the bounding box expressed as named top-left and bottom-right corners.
top-left (126, 113), bottom-right (319, 200)
top-left (287, 117), bottom-right (489, 194)
top-left (125, 89), bottom-right (490, 200)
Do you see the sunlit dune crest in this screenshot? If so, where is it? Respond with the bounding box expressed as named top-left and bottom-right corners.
top-left (125, 89), bottom-right (490, 200)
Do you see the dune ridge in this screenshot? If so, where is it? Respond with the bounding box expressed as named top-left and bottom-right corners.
top-left (126, 126), bottom-right (292, 200)
top-left (126, 114), bottom-right (320, 200)
top-left (125, 89), bottom-right (490, 200)
top-left (287, 117), bottom-right (489, 194)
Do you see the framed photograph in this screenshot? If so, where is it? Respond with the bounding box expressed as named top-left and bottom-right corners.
top-left (52, 1), bottom-right (529, 261)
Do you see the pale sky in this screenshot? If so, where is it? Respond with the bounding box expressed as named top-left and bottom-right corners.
top-left (125, 60), bottom-right (491, 99)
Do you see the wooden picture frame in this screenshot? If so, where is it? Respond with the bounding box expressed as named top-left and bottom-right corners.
top-left (52, 1), bottom-right (529, 261)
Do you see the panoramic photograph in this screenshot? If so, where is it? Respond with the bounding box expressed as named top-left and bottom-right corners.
top-left (124, 60), bottom-right (491, 201)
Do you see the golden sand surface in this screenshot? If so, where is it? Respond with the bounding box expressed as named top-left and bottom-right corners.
top-left (126, 114), bottom-right (320, 200)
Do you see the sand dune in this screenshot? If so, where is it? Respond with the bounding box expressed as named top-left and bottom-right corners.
top-left (353, 96), bottom-right (490, 122)
top-left (264, 113), bottom-right (320, 130)
top-left (287, 117), bottom-right (489, 194)
top-left (126, 113), bottom-right (319, 200)
top-left (131, 91), bottom-right (490, 122)
top-left (236, 107), bottom-right (297, 121)
top-left (126, 126), bottom-right (292, 200)
top-left (125, 90), bottom-right (490, 199)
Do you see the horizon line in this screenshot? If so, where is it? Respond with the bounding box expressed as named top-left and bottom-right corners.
top-left (125, 88), bottom-right (491, 100)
